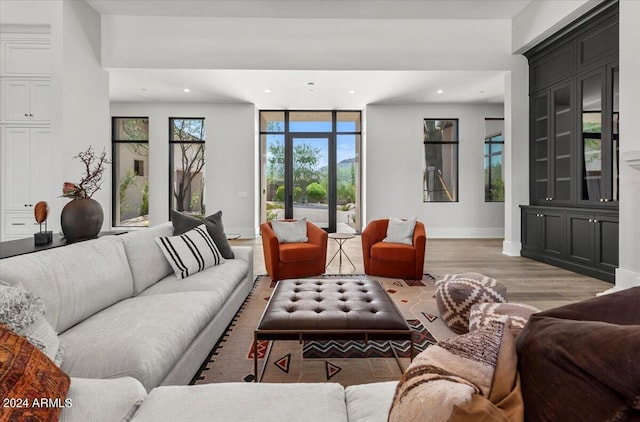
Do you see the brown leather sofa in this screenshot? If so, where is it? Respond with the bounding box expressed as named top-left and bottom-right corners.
top-left (516, 286), bottom-right (640, 421)
top-left (361, 219), bottom-right (426, 280)
top-left (260, 220), bottom-right (328, 282)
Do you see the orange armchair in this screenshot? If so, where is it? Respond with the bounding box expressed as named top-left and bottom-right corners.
top-left (361, 219), bottom-right (426, 280)
top-left (260, 220), bottom-right (328, 282)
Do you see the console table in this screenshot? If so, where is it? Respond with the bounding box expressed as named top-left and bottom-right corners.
top-left (0, 231), bottom-right (127, 259)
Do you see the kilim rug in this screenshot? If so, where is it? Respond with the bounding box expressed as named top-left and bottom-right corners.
top-left (192, 274), bottom-right (456, 387)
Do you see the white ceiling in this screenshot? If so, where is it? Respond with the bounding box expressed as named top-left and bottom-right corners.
top-left (87, 0), bottom-right (531, 20)
top-left (110, 69), bottom-right (508, 108)
top-left (89, 0), bottom-right (531, 107)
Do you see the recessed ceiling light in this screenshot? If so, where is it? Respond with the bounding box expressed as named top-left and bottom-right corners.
top-left (141, 88), bottom-right (147, 92)
top-left (183, 88), bottom-right (191, 93)
top-left (437, 89), bottom-right (444, 94)
top-left (349, 90), bottom-right (356, 94)
top-left (264, 89), bottom-right (271, 94)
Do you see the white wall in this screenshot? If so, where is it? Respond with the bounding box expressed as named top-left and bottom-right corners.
top-left (102, 16), bottom-right (511, 72)
top-left (615, 0), bottom-right (640, 290)
top-left (110, 102), bottom-right (256, 237)
top-left (511, 0), bottom-right (604, 53)
top-left (365, 103), bottom-right (504, 238)
top-left (59, 0), bottom-right (110, 230)
top-left (0, 0), bottom-right (109, 234)
top-left (502, 56), bottom-right (529, 256)
top-left (0, 0), bottom-right (58, 26)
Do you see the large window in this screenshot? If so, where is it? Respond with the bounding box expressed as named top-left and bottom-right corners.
top-left (169, 118), bottom-right (206, 215)
top-left (260, 110), bottom-right (361, 233)
top-left (484, 118), bottom-right (505, 202)
top-left (423, 119), bottom-right (458, 202)
top-left (112, 117), bottom-right (149, 227)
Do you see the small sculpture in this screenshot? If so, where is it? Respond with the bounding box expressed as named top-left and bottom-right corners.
top-left (34, 201), bottom-right (53, 245)
top-left (34, 201), bottom-right (48, 223)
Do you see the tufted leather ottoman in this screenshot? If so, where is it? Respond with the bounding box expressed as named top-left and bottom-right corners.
top-left (254, 278), bottom-right (413, 381)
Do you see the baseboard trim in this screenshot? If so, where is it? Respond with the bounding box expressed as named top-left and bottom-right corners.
top-left (609, 267), bottom-right (640, 291)
top-left (425, 228), bottom-right (504, 239)
top-left (520, 249), bottom-right (615, 283)
top-left (502, 240), bottom-right (522, 257)
top-left (227, 227), bottom-right (257, 239)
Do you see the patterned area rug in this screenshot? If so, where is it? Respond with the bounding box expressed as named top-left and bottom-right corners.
top-left (192, 274), bottom-right (455, 387)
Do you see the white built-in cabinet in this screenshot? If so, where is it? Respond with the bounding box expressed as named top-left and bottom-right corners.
top-left (2, 127), bottom-right (52, 210)
top-left (0, 34), bottom-right (52, 241)
top-left (2, 41), bottom-right (51, 75)
top-left (2, 79), bottom-right (51, 123)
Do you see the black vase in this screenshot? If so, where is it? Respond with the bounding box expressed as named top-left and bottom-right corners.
top-left (60, 198), bottom-right (103, 243)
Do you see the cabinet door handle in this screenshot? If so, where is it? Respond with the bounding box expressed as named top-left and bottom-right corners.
top-left (29, 113), bottom-right (34, 117)
top-left (24, 113), bottom-right (29, 117)
top-left (11, 223), bottom-right (26, 226)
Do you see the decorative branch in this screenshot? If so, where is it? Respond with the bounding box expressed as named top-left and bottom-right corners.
top-left (61, 146), bottom-right (112, 199)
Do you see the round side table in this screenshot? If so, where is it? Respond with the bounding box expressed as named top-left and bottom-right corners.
top-left (326, 232), bottom-right (356, 273)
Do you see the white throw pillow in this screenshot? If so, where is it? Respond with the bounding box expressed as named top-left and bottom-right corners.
top-left (271, 218), bottom-right (309, 243)
top-left (383, 217), bottom-right (417, 245)
top-left (155, 224), bottom-right (225, 279)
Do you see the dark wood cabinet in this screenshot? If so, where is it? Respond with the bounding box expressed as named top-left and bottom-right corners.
top-left (550, 83), bottom-right (574, 204)
top-left (530, 92), bottom-right (550, 203)
top-left (576, 65), bottom-right (619, 207)
top-left (529, 43), bottom-right (575, 94)
top-left (523, 208), bottom-right (565, 257)
top-left (522, 1), bottom-right (618, 282)
top-left (522, 206), bottom-right (617, 282)
top-left (529, 83), bottom-right (575, 206)
top-left (566, 211), bottom-right (618, 278)
top-left (576, 17), bottom-right (618, 71)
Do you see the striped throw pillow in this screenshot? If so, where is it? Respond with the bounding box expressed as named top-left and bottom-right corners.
top-left (154, 224), bottom-right (225, 279)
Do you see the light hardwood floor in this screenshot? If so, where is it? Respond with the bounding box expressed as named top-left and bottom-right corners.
top-left (230, 236), bottom-right (613, 311)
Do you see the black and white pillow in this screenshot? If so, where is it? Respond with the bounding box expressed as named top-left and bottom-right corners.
top-left (154, 224), bottom-right (225, 279)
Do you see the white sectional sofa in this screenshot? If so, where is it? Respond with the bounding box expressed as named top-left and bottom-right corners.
top-left (2, 222), bottom-right (399, 422)
top-left (60, 377), bottom-right (398, 422)
top-left (0, 222), bottom-right (253, 391)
